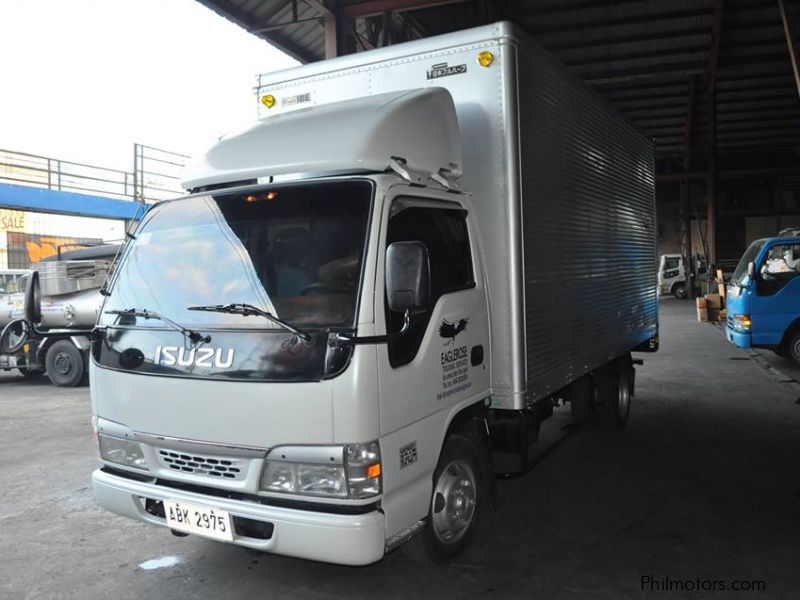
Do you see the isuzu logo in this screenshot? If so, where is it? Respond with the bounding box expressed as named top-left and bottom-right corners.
top-left (154, 346), bottom-right (235, 369)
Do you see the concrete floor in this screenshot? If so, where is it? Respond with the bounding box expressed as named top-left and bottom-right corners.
top-left (1, 299), bottom-right (799, 599)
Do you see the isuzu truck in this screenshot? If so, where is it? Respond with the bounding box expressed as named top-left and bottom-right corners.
top-left (85, 23), bottom-right (658, 565)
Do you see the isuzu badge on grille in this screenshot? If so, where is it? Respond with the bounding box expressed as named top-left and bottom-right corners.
top-left (154, 346), bottom-right (234, 369)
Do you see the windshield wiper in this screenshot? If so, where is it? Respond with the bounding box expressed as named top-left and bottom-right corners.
top-left (187, 303), bottom-right (311, 342)
top-left (105, 308), bottom-right (211, 344)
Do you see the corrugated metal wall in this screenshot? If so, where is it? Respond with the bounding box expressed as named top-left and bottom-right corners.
top-left (517, 39), bottom-right (658, 402)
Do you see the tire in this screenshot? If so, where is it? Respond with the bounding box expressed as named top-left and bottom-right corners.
top-left (45, 340), bottom-right (85, 387)
top-left (672, 282), bottom-right (687, 299)
top-left (786, 330), bottom-right (800, 367)
top-left (604, 361), bottom-right (633, 429)
top-left (423, 434), bottom-right (486, 563)
top-left (18, 366), bottom-right (45, 379)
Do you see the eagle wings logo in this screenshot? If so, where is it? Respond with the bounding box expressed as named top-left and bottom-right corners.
top-left (439, 318), bottom-right (469, 345)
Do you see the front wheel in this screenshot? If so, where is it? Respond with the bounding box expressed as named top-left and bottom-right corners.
top-left (45, 340), bottom-right (85, 387)
top-left (786, 331), bottom-right (800, 367)
top-left (672, 282), bottom-right (687, 299)
top-left (423, 434), bottom-right (485, 562)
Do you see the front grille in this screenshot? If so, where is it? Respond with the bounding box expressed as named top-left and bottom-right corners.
top-left (156, 449), bottom-right (246, 480)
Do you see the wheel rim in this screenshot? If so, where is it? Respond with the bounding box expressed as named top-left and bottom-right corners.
top-left (54, 352), bottom-right (73, 375)
top-left (618, 373), bottom-right (631, 416)
top-left (792, 338), bottom-right (800, 361)
top-left (430, 459), bottom-right (477, 544)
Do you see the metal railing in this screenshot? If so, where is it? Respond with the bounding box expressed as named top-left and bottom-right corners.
top-left (133, 144), bottom-right (190, 202)
top-left (0, 145), bottom-right (189, 204)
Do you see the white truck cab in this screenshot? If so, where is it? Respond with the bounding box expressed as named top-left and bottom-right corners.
top-left (658, 254), bottom-right (687, 299)
top-left (90, 23), bottom-right (657, 566)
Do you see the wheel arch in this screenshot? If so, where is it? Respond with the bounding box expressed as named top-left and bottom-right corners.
top-left (438, 397), bottom-right (495, 509)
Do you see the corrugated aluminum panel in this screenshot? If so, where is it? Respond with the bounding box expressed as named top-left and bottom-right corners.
top-left (515, 37), bottom-right (658, 402)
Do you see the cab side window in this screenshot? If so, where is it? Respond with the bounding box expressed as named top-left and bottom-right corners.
top-left (757, 243), bottom-right (800, 296)
top-left (385, 203), bottom-right (474, 367)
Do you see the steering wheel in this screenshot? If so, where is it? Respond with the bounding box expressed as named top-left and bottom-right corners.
top-left (300, 283), bottom-right (352, 296)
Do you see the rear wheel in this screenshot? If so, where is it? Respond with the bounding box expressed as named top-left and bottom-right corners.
top-left (605, 362), bottom-right (633, 428)
top-left (672, 282), bottom-right (687, 299)
top-left (45, 340), bottom-right (85, 387)
top-left (423, 434), bottom-right (485, 563)
top-left (596, 359), bottom-right (634, 429)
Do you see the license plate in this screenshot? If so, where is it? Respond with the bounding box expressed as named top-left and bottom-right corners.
top-left (164, 500), bottom-right (233, 542)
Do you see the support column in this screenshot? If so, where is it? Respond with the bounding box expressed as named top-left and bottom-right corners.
top-left (681, 77), bottom-right (696, 298)
top-left (704, 0), bottom-right (723, 269)
top-left (324, 13), bottom-right (337, 59)
top-left (706, 88), bottom-right (717, 266)
top-left (778, 0), bottom-right (800, 101)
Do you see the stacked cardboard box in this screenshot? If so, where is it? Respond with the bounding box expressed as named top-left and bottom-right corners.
top-left (696, 297), bottom-right (708, 322)
top-left (697, 294), bottom-right (724, 322)
top-left (705, 293), bottom-right (722, 322)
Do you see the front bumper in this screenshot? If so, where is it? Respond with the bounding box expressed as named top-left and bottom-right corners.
top-left (92, 468), bottom-right (386, 565)
top-left (726, 326), bottom-right (751, 348)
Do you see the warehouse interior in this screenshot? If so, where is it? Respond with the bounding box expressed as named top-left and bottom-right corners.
top-left (199, 0), bottom-right (800, 271)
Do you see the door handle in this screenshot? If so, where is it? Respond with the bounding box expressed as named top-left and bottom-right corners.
top-left (470, 345), bottom-right (484, 366)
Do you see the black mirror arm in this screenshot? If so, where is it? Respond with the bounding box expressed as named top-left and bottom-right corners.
top-left (335, 310), bottom-right (411, 346)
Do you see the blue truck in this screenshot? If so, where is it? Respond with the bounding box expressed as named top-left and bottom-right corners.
top-left (726, 232), bottom-right (800, 364)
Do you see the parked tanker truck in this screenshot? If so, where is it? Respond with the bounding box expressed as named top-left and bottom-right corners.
top-left (0, 244), bottom-right (119, 386)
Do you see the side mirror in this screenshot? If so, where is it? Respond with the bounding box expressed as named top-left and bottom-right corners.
top-left (24, 270), bottom-right (41, 324)
top-left (748, 262), bottom-right (755, 278)
top-left (386, 241), bottom-right (430, 313)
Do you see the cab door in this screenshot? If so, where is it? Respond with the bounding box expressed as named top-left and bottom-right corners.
top-left (374, 189), bottom-right (490, 537)
top-left (750, 240), bottom-right (800, 345)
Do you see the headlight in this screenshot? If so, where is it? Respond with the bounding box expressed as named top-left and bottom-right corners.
top-left (733, 314), bottom-right (751, 332)
top-left (261, 461), bottom-right (347, 497)
top-left (98, 433), bottom-right (148, 470)
top-left (259, 441), bottom-right (382, 499)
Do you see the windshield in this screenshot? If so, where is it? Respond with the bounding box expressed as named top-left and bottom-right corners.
top-left (662, 257), bottom-right (680, 271)
top-left (101, 180), bottom-right (372, 331)
top-left (732, 239), bottom-right (766, 285)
